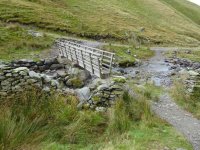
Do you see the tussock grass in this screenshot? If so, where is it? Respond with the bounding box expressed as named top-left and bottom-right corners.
top-left (0, 87), bottom-right (192, 149)
top-left (0, 88), bottom-right (107, 149)
top-left (170, 80), bottom-right (200, 119)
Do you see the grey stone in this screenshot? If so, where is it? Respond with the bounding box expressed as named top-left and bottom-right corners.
top-left (19, 70), bottom-right (28, 76)
top-left (0, 75), bottom-right (5, 81)
top-left (97, 84), bottom-right (109, 91)
top-left (77, 102), bottom-right (84, 110)
top-left (12, 85), bottom-right (21, 91)
top-left (13, 67), bottom-right (29, 73)
top-left (79, 70), bottom-right (91, 81)
top-left (192, 63), bottom-right (200, 69)
top-left (27, 79), bottom-right (38, 84)
top-left (38, 66), bottom-right (49, 72)
top-left (0, 92), bottom-right (7, 96)
top-left (12, 80), bottom-right (20, 86)
top-left (24, 76), bottom-right (30, 80)
top-left (40, 74), bottom-right (52, 83)
top-left (42, 86), bottom-right (50, 92)
top-left (19, 79), bottom-right (25, 83)
top-left (29, 71), bottom-right (41, 79)
top-left (68, 67), bottom-right (79, 75)
top-left (56, 70), bottom-right (67, 77)
top-left (37, 60), bottom-right (45, 66)
top-left (34, 82), bottom-right (42, 87)
top-left (1, 80), bottom-right (10, 86)
top-left (64, 76), bottom-right (70, 81)
top-left (12, 73), bottom-right (19, 77)
top-left (188, 70), bottom-right (199, 76)
top-left (5, 73), bottom-right (12, 77)
top-left (50, 64), bottom-right (64, 70)
top-left (76, 87), bottom-right (91, 102)
top-left (2, 85), bottom-right (11, 91)
top-left (95, 107), bottom-right (106, 112)
top-left (51, 80), bottom-right (59, 87)
top-left (0, 64), bottom-right (8, 70)
top-left (44, 58), bottom-right (58, 66)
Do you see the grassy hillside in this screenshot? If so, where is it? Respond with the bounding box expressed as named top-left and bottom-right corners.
top-left (0, 22), bottom-right (53, 60)
top-left (160, 0), bottom-right (200, 25)
top-left (0, 0), bottom-right (200, 46)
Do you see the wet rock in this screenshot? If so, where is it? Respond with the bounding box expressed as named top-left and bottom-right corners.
top-left (135, 70), bottom-right (140, 74)
top-left (117, 68), bottom-right (125, 74)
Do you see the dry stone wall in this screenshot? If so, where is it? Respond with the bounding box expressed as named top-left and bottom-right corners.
top-left (0, 59), bottom-right (125, 110)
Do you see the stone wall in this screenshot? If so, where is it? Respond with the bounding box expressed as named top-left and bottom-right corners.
top-left (0, 58), bottom-right (91, 96)
top-left (0, 59), bottom-right (125, 110)
top-left (166, 58), bottom-right (200, 93)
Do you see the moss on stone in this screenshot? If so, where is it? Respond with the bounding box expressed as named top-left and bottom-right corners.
top-left (92, 95), bottom-right (101, 102)
top-left (118, 60), bottom-right (135, 67)
top-left (112, 77), bottom-right (126, 83)
top-left (69, 77), bottom-right (84, 88)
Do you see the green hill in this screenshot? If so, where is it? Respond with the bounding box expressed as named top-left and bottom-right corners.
top-left (0, 0), bottom-right (200, 46)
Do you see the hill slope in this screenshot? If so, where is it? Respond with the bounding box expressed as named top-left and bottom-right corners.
top-left (0, 0), bottom-right (200, 46)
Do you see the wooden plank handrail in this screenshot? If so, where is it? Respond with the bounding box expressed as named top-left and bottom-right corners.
top-left (56, 40), bottom-right (115, 78)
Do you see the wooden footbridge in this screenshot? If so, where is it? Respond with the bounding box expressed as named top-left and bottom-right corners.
top-left (56, 40), bottom-right (115, 78)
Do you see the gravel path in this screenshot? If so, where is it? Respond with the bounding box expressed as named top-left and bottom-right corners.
top-left (152, 94), bottom-right (200, 150)
top-left (125, 47), bottom-right (200, 150)
top-left (149, 48), bottom-right (200, 150)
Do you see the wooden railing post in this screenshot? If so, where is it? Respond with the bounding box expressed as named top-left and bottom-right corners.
top-left (97, 58), bottom-right (102, 78)
top-left (74, 48), bottom-right (78, 64)
top-left (69, 46), bottom-right (73, 61)
top-left (80, 50), bottom-right (85, 69)
top-left (109, 54), bottom-right (114, 74)
top-left (89, 53), bottom-right (94, 74)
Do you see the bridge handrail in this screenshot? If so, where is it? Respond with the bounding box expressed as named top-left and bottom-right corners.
top-left (58, 40), bottom-right (115, 56)
top-left (56, 40), bottom-right (115, 78)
